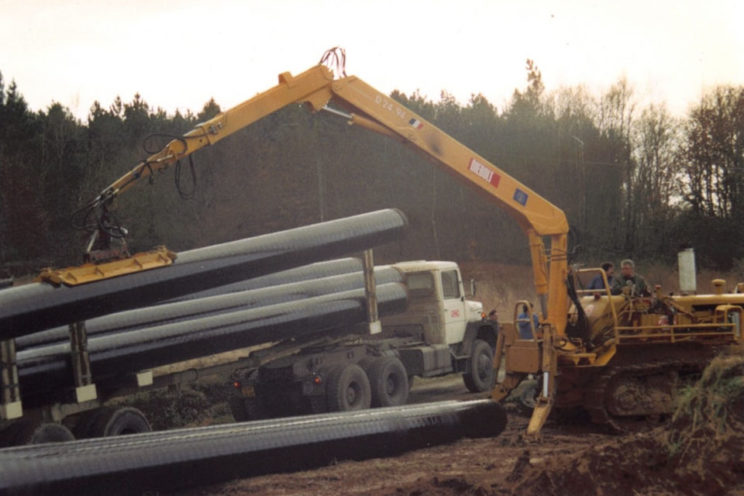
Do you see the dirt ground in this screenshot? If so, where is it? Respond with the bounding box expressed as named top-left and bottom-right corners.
top-left (171, 403), bottom-right (605, 496)
top-left (153, 365), bottom-right (742, 496)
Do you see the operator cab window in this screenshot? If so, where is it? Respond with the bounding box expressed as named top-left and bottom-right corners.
top-left (407, 272), bottom-right (434, 298)
top-left (441, 270), bottom-right (461, 299)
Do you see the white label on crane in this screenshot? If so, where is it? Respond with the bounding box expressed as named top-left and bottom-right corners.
top-left (469, 158), bottom-right (500, 187)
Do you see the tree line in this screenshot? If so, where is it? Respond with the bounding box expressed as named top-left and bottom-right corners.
top-left (1, 63), bottom-right (743, 276)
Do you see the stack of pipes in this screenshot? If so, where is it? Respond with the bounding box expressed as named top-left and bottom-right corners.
top-left (0, 209), bottom-right (409, 402)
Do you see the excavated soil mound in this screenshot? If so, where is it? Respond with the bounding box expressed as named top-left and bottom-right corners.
top-left (508, 353), bottom-right (744, 496)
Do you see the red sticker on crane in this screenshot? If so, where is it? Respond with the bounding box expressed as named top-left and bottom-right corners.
top-left (468, 158), bottom-right (500, 187)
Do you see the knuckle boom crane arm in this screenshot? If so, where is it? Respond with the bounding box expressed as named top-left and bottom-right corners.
top-left (80, 48), bottom-right (571, 436)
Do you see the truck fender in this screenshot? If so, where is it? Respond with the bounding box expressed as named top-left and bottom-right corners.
top-left (459, 321), bottom-right (499, 357)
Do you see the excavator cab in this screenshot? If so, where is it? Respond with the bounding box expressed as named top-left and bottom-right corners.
top-left (504, 300), bottom-right (542, 374)
top-left (491, 299), bottom-right (543, 405)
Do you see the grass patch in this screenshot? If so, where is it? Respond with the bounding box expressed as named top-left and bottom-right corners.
top-left (666, 352), bottom-right (744, 459)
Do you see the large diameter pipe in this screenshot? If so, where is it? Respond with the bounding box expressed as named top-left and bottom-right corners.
top-left (0, 400), bottom-right (507, 496)
top-left (16, 266), bottom-right (401, 350)
top-left (0, 209), bottom-right (407, 340)
top-left (16, 283), bottom-right (408, 401)
top-left (166, 257), bottom-right (363, 302)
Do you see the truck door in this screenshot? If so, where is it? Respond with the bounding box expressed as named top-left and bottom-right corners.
top-left (441, 269), bottom-right (466, 344)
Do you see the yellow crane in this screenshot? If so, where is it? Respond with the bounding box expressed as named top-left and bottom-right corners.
top-left (59, 48), bottom-right (742, 437)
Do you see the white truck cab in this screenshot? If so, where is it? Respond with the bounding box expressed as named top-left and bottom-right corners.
top-left (384, 261), bottom-right (485, 346)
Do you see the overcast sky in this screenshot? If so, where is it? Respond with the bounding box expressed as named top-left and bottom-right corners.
top-left (1, 0), bottom-right (742, 121)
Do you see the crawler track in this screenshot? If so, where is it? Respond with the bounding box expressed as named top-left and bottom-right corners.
top-left (585, 356), bottom-right (709, 432)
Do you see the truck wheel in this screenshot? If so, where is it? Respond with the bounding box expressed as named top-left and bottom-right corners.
top-left (463, 339), bottom-right (495, 393)
top-left (368, 357), bottom-right (409, 407)
top-left (4, 421), bottom-right (75, 445)
top-left (29, 423), bottom-right (75, 444)
top-left (326, 364), bottom-right (372, 412)
top-left (88, 407), bottom-right (152, 437)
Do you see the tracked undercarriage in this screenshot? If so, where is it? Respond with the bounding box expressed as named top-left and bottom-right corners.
top-left (583, 349), bottom-right (712, 432)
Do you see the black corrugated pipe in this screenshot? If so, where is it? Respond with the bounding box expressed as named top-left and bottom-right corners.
top-left (164, 257), bottom-right (363, 302)
top-left (16, 283), bottom-right (408, 403)
top-left (0, 399), bottom-right (507, 496)
top-left (16, 266), bottom-right (401, 350)
top-left (0, 209), bottom-right (407, 340)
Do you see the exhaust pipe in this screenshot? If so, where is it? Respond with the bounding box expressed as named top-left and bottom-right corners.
top-left (678, 247), bottom-right (697, 294)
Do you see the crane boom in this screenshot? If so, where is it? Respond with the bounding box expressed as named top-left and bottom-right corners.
top-left (76, 51), bottom-right (571, 436)
top-left (87, 64), bottom-right (568, 317)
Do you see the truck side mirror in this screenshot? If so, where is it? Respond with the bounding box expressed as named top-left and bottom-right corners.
top-left (469, 278), bottom-right (476, 297)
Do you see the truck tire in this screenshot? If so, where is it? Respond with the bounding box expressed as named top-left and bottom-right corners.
top-left (368, 357), bottom-right (409, 407)
top-left (29, 423), bottom-right (75, 444)
top-left (87, 407), bottom-right (152, 437)
top-left (3, 421), bottom-right (75, 445)
top-left (326, 363), bottom-right (372, 412)
top-left (463, 339), bottom-right (495, 393)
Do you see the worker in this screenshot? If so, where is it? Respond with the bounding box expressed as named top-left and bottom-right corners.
top-left (588, 262), bottom-right (615, 290)
top-left (487, 309), bottom-right (499, 323)
top-left (517, 303), bottom-right (539, 339)
top-left (611, 259), bottom-right (650, 297)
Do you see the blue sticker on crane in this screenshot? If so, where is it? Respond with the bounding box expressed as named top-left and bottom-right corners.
top-left (513, 188), bottom-right (528, 206)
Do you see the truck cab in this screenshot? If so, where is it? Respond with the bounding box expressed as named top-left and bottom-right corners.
top-left (383, 261), bottom-right (487, 347)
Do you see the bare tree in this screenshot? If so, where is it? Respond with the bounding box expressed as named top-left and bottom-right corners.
top-left (630, 103), bottom-right (681, 252)
top-left (598, 77), bottom-right (636, 252)
top-left (681, 86), bottom-right (744, 218)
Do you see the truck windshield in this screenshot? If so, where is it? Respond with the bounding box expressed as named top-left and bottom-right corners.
top-left (406, 272), bottom-right (434, 297)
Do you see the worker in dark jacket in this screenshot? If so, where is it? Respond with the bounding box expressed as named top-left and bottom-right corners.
top-left (611, 259), bottom-right (650, 297)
